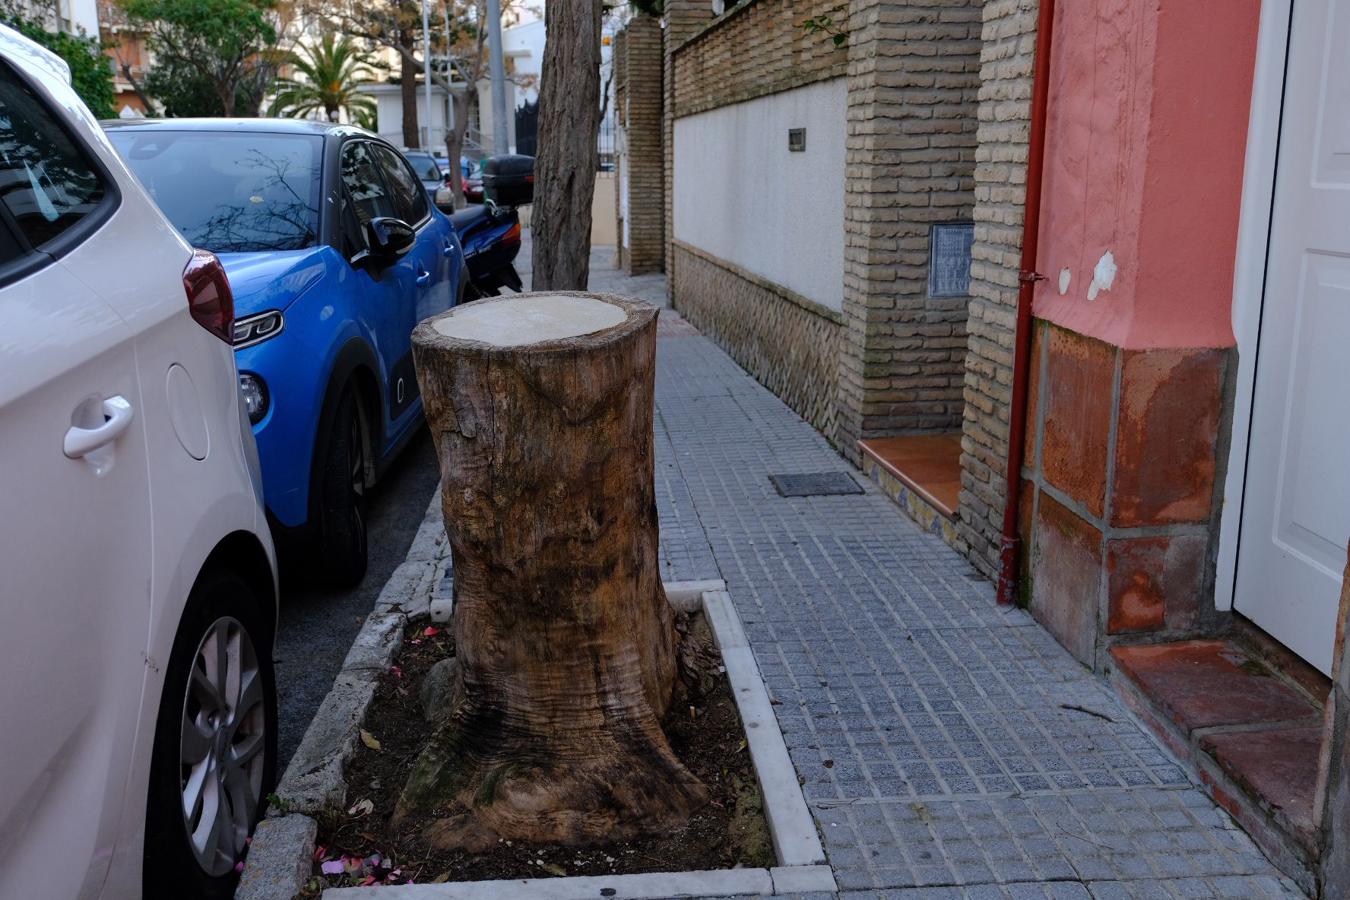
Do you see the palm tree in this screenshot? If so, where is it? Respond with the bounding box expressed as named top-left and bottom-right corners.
top-left (268, 33), bottom-right (376, 124)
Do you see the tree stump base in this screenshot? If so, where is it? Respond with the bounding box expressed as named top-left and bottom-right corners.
top-left (399, 292), bottom-right (706, 850)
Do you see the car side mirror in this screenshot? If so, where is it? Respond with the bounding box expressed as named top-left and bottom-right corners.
top-left (362, 216), bottom-right (416, 264)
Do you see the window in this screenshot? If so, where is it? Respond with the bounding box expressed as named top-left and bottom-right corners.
top-left (405, 153), bottom-right (442, 183)
top-left (107, 130), bottom-right (321, 253)
top-left (340, 141), bottom-right (396, 225)
top-left (373, 145), bottom-right (429, 225)
top-left (0, 61), bottom-right (107, 252)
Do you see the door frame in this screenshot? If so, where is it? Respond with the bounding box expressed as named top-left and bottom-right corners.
top-left (1214, 0), bottom-right (1294, 611)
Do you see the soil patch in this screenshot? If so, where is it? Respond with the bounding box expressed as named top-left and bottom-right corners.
top-left (303, 614), bottom-right (773, 893)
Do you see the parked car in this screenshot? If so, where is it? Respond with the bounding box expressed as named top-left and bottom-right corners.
top-left (105, 119), bottom-right (467, 585)
top-left (432, 154), bottom-right (473, 179)
top-left (433, 159), bottom-right (484, 212)
top-left (402, 148), bottom-right (445, 197)
top-left (463, 160), bottom-right (485, 203)
top-left (0, 24), bottom-right (278, 900)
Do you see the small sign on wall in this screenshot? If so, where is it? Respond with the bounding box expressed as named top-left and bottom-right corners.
top-left (788, 128), bottom-right (806, 152)
top-left (929, 222), bottom-right (974, 297)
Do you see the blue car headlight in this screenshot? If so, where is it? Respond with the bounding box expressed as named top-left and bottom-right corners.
top-left (239, 372), bottom-right (269, 425)
top-left (232, 310), bottom-right (284, 348)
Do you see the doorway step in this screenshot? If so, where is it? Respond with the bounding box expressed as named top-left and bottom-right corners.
top-left (1109, 631), bottom-right (1330, 889)
top-left (858, 433), bottom-right (961, 543)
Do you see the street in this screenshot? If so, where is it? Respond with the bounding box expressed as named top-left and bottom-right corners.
top-left (274, 430), bottom-right (440, 767)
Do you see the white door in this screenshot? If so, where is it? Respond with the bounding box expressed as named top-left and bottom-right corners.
top-left (1234, 0), bottom-right (1350, 676)
top-left (0, 75), bottom-right (153, 897)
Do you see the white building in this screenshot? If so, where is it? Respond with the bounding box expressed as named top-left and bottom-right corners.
top-left (356, 78), bottom-right (516, 156)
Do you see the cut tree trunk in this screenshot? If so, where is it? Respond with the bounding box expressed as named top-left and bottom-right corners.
top-left (531, 0), bottom-right (602, 291)
top-left (400, 292), bottom-right (706, 850)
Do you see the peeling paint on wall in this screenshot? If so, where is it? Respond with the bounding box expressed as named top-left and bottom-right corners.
top-left (1059, 268), bottom-right (1072, 295)
top-left (1087, 251), bottom-right (1117, 302)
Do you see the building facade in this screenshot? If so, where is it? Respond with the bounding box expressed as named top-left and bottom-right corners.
top-left (617, 0), bottom-right (1350, 893)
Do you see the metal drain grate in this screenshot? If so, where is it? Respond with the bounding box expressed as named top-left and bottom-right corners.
top-left (769, 471), bottom-right (864, 498)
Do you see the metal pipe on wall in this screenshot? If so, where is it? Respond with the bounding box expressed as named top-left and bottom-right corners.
top-left (996, 0), bottom-right (1058, 606)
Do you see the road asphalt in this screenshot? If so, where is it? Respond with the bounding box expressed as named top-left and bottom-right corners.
top-left (273, 429), bottom-right (440, 768)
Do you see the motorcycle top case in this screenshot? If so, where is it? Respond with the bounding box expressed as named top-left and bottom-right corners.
top-left (483, 154), bottom-right (535, 207)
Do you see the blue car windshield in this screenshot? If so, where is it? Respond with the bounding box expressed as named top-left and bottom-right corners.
top-left (107, 130), bottom-right (322, 253)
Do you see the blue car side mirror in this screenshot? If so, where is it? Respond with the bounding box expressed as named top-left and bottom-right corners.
top-left (360, 216), bottom-right (416, 266)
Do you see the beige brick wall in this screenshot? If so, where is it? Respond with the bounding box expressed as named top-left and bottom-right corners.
top-left (613, 28), bottom-right (628, 270)
top-left (620, 15), bottom-right (665, 274)
top-left (834, 0), bottom-right (984, 461)
top-left (957, 0), bottom-right (1039, 578)
top-left (673, 241), bottom-right (842, 437)
top-left (671, 0), bottom-right (848, 118)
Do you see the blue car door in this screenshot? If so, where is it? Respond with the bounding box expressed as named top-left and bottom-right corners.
top-left (370, 144), bottom-right (455, 331)
top-left (337, 139), bottom-right (424, 450)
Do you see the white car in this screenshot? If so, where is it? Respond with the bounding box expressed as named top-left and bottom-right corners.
top-left (0, 26), bottom-right (278, 900)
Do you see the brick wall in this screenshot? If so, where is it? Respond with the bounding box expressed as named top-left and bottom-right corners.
top-left (957, 0), bottom-right (1039, 578)
top-left (674, 242), bottom-right (842, 436)
top-left (835, 0), bottom-right (983, 461)
top-left (620, 16), bottom-right (665, 275)
top-left (613, 28), bottom-right (628, 270)
top-left (671, 0), bottom-right (848, 118)
top-left (664, 0), bottom-right (714, 278)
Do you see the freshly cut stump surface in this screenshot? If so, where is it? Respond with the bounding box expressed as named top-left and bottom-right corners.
top-left (402, 292), bottom-right (706, 851)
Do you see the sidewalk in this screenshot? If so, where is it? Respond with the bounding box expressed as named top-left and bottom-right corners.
top-left (522, 241), bottom-right (1303, 898)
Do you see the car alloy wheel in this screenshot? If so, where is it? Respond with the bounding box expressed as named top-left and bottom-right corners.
top-left (179, 615), bottom-right (267, 877)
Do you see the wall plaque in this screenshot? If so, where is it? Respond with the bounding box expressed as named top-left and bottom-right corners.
top-left (929, 222), bottom-right (974, 298)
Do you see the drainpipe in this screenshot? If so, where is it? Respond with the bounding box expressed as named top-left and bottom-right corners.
top-left (996, 0), bottom-right (1057, 606)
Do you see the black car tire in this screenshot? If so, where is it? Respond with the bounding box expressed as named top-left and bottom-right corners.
top-left (144, 569), bottom-right (277, 900)
top-left (314, 386), bottom-right (369, 586)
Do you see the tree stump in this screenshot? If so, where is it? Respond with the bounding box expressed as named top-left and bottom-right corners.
top-left (399, 292), bottom-right (707, 850)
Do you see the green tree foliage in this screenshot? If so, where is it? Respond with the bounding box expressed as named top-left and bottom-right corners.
top-left (120, 0), bottom-right (281, 117)
top-left (268, 33), bottom-right (376, 122)
top-left (3, 16), bottom-right (116, 119)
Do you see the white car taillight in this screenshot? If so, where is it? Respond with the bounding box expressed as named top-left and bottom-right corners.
top-left (182, 249), bottom-right (234, 343)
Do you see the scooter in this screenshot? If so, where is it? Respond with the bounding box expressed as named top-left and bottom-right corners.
top-left (451, 200), bottom-right (524, 298)
top-left (448, 154), bottom-right (533, 299)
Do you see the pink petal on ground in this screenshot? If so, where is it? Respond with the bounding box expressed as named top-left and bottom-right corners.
top-left (422, 626), bottom-right (440, 637)
top-left (320, 860), bottom-right (344, 875)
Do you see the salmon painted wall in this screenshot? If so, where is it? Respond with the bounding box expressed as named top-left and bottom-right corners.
top-left (1033, 0), bottom-right (1261, 350)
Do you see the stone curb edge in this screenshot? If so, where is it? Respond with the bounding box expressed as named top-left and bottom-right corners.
top-left (236, 491), bottom-right (449, 900)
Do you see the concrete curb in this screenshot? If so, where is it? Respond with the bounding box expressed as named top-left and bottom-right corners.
top-left (235, 491), bottom-right (448, 900)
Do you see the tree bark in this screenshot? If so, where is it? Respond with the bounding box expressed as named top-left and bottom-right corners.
top-left (400, 292), bottom-right (706, 850)
top-left (400, 42), bottom-right (420, 147)
top-left (531, 0), bottom-right (602, 291)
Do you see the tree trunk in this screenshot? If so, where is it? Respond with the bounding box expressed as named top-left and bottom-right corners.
top-left (400, 292), bottom-right (706, 850)
top-left (531, 0), bottom-right (602, 291)
top-left (400, 44), bottom-right (420, 147)
top-left (443, 90), bottom-right (472, 208)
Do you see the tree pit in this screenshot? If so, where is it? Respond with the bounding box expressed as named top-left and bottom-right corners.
top-left (304, 612), bottom-right (773, 893)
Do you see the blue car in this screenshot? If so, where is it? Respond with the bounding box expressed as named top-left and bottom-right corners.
top-left (106, 119), bottom-right (466, 584)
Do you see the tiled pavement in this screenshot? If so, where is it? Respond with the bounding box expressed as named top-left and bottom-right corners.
top-left (520, 241), bottom-right (1306, 898)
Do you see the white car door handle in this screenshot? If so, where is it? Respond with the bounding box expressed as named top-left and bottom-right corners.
top-left (64, 396), bottom-right (134, 459)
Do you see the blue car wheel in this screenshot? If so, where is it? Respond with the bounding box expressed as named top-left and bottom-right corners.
top-left (314, 386), bottom-right (368, 586)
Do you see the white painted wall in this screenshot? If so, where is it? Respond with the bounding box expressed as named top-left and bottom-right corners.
top-left (673, 78), bottom-right (847, 311)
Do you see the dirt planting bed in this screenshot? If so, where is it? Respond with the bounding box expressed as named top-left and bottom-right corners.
top-left (302, 614), bottom-right (773, 893)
